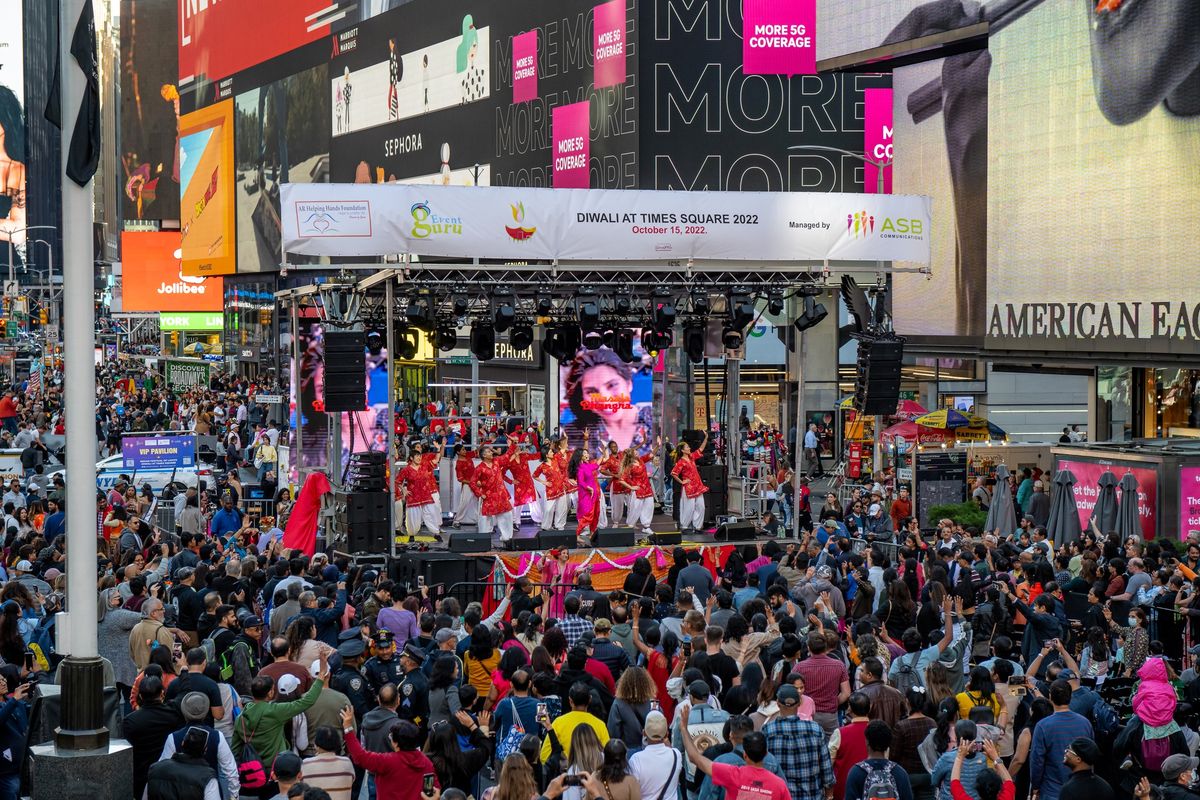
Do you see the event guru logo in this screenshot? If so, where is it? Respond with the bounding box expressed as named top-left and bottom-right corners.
top-left (504, 202), bottom-right (537, 242)
top-left (410, 201), bottom-right (464, 239)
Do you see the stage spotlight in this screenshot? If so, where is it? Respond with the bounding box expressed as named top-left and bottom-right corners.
top-left (451, 295), bottom-right (470, 317)
top-left (728, 290), bottom-right (756, 331)
top-left (652, 288), bottom-right (676, 330)
top-left (545, 325), bottom-right (581, 361)
top-left (683, 323), bottom-right (706, 364)
top-left (691, 293), bottom-right (711, 316)
top-left (722, 325), bottom-right (744, 350)
top-left (767, 293), bottom-right (784, 316)
top-left (395, 327), bottom-right (418, 360)
top-left (615, 329), bottom-right (636, 362)
top-left (577, 297), bottom-right (601, 330)
top-left (582, 329), bottom-right (602, 350)
top-left (492, 292), bottom-right (516, 333)
top-left (535, 295), bottom-right (553, 316)
top-left (644, 328), bottom-right (673, 353)
top-left (510, 323), bottom-right (534, 352)
top-left (615, 292), bottom-right (633, 316)
top-left (434, 324), bottom-right (458, 352)
top-left (794, 296), bottom-right (829, 332)
top-left (470, 322), bottom-right (496, 361)
top-left (406, 294), bottom-right (436, 331)
top-left (365, 330), bottom-right (384, 355)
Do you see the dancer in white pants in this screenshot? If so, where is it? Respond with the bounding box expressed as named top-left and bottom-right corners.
top-left (534, 454), bottom-right (570, 531)
top-left (670, 432), bottom-right (709, 533)
top-left (451, 446), bottom-right (479, 527)
top-left (600, 441), bottom-right (626, 526)
top-left (470, 444), bottom-right (517, 545)
top-left (617, 447), bottom-right (660, 536)
top-left (396, 453), bottom-right (442, 537)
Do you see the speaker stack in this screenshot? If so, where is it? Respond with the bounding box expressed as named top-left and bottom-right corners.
top-left (855, 335), bottom-right (905, 415)
top-left (323, 331), bottom-right (367, 412)
top-left (331, 490), bottom-right (390, 554)
top-left (346, 452), bottom-right (386, 492)
top-left (391, 550), bottom-right (481, 592)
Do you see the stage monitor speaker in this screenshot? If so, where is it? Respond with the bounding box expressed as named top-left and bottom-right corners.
top-left (391, 551), bottom-right (476, 592)
top-left (652, 531), bottom-right (682, 546)
top-left (595, 528), bottom-right (635, 548)
top-left (715, 522), bottom-right (756, 542)
top-left (537, 530), bottom-right (575, 550)
top-left (511, 535), bottom-right (539, 552)
top-left (449, 530), bottom-right (493, 553)
top-left (323, 331), bottom-right (367, 412)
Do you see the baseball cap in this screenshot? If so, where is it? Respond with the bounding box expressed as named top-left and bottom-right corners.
top-left (688, 680), bottom-right (711, 700)
top-left (13, 560), bottom-right (32, 572)
top-left (643, 710), bottom-right (669, 741)
top-left (868, 503), bottom-right (881, 515)
top-left (1162, 754), bottom-right (1199, 782)
top-left (821, 519), bottom-right (838, 530)
top-left (1188, 644), bottom-right (1200, 657)
top-left (180, 691), bottom-right (210, 722)
top-left (815, 565), bottom-right (833, 580)
top-left (338, 628), bottom-right (363, 643)
top-left (1057, 669), bottom-right (1078, 681)
top-left (776, 685), bottom-right (800, 706)
top-left (593, 618), bottom-right (612, 632)
top-left (277, 673), bottom-right (302, 695)
top-left (241, 616), bottom-right (264, 630)
top-left (1067, 738), bottom-right (1101, 767)
top-left (435, 628), bottom-right (456, 645)
top-left (272, 752), bottom-right (303, 781)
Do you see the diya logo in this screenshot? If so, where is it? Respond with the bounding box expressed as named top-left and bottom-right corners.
top-left (504, 202), bottom-right (537, 242)
top-left (410, 201), bottom-right (463, 239)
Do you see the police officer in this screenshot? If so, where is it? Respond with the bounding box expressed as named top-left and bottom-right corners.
top-left (363, 629), bottom-right (404, 694)
top-left (396, 643), bottom-right (430, 731)
top-left (331, 637), bottom-right (374, 722)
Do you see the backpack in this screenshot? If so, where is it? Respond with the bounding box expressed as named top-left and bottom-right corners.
top-left (1089, 695), bottom-right (1122, 741)
top-left (857, 759), bottom-right (900, 800)
top-left (200, 633), bottom-right (219, 668)
top-left (891, 651), bottom-right (924, 696)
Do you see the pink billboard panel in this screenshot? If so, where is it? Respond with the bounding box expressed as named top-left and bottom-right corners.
top-left (512, 31), bottom-right (538, 103)
top-left (1059, 459), bottom-right (1158, 541)
top-left (552, 101), bottom-right (590, 188)
top-left (593, 0), bottom-right (627, 88)
top-left (864, 88), bottom-right (893, 193)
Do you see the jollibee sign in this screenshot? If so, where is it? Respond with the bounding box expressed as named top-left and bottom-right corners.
top-left (121, 231), bottom-right (224, 312)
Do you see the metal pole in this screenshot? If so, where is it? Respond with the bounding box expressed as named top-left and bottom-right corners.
top-left (385, 277), bottom-right (396, 554)
top-left (58, 0), bottom-right (107, 750)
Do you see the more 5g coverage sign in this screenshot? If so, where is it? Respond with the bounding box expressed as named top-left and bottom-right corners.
top-left (743, 0), bottom-right (816, 76)
top-left (123, 435), bottom-right (196, 471)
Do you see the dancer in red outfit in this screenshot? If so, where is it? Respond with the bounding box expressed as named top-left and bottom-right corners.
top-left (470, 441), bottom-right (516, 547)
top-left (533, 449), bottom-right (569, 530)
top-left (397, 440), bottom-right (442, 537)
top-left (618, 444), bottom-right (659, 536)
top-left (505, 434), bottom-right (543, 527)
top-left (599, 440), bottom-right (626, 526)
top-left (671, 431), bottom-right (709, 533)
top-left (451, 444), bottom-right (478, 528)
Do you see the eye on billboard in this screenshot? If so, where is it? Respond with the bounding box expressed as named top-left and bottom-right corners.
top-left (179, 99), bottom-right (236, 276)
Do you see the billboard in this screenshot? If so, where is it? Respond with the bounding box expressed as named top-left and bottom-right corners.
top-left (234, 64), bottom-right (330, 272)
top-left (558, 342), bottom-right (661, 460)
top-left (179, 99), bottom-right (236, 275)
top-left (1181, 467), bottom-right (1200, 542)
top-left (164, 358), bottom-right (211, 389)
top-left (121, 231), bottom-right (223, 311)
top-left (0, 1), bottom-right (25, 263)
top-left (123, 434), bottom-right (197, 471)
top-left (121, 0), bottom-right (181, 221)
top-left (1058, 459), bottom-right (1159, 542)
top-left (815, 0), bottom-right (984, 62)
top-left (328, 0), bottom-right (638, 189)
top-left (640, 1), bottom-right (889, 192)
top-left (984, 1), bottom-right (1200, 354)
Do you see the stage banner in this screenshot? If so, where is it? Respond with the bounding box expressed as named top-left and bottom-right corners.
top-left (281, 183), bottom-right (933, 263)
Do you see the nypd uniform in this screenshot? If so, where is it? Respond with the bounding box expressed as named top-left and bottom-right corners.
top-left (364, 631), bottom-right (404, 693)
top-left (397, 643), bottom-right (430, 729)
top-left (331, 638), bottom-right (374, 721)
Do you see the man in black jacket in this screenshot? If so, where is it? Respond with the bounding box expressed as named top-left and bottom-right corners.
top-left (145, 726), bottom-right (219, 800)
top-left (125, 677), bottom-right (186, 799)
top-left (1159, 755), bottom-right (1200, 800)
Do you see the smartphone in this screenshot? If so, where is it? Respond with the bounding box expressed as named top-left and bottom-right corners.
top-left (536, 702), bottom-right (548, 719)
top-left (423, 774), bottom-right (435, 795)
top-left (1008, 676), bottom-right (1026, 697)
top-left (650, 700), bottom-right (661, 714)
top-left (563, 776), bottom-right (584, 787)
top-left (417, 575), bottom-right (426, 588)
top-left (22, 651), bottom-right (33, 670)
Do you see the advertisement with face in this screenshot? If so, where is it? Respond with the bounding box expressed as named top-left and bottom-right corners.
top-left (234, 65), bottom-right (331, 272)
top-left (290, 314), bottom-right (329, 470)
top-left (179, 99), bottom-right (236, 275)
top-left (559, 342), bottom-right (660, 461)
top-left (0, 3), bottom-right (25, 266)
top-left (328, 0), bottom-right (637, 188)
top-left (121, 0), bottom-right (181, 221)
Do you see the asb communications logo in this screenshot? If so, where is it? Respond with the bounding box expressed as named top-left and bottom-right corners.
top-left (505, 202), bottom-right (537, 242)
top-left (848, 210), bottom-right (875, 238)
top-left (846, 211), bottom-right (925, 240)
top-left (410, 202), bottom-right (464, 239)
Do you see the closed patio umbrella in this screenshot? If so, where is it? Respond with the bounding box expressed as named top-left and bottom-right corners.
top-left (1115, 471), bottom-right (1143, 541)
top-left (1045, 468), bottom-right (1082, 549)
top-left (1088, 470), bottom-right (1119, 534)
top-left (985, 464), bottom-right (1017, 536)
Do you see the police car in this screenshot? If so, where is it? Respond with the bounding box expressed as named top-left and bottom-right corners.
top-left (48, 453), bottom-right (217, 497)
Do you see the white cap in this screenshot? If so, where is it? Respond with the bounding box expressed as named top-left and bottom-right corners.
top-left (868, 503), bottom-right (882, 516)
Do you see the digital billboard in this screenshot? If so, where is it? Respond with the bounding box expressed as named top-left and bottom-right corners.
top-left (559, 342), bottom-right (661, 460)
top-left (179, 99), bottom-right (236, 275)
top-left (121, 231), bottom-right (223, 312)
top-left (984, 1), bottom-right (1200, 354)
top-left (815, 0), bottom-right (984, 63)
top-left (328, 0), bottom-right (638, 189)
top-left (234, 64), bottom-right (330, 272)
top-left (0, 1), bottom-right (25, 267)
top-left (121, 0), bottom-right (181, 221)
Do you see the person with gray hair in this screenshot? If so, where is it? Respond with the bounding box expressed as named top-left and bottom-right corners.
top-left (157, 692), bottom-right (239, 800)
top-left (129, 598), bottom-right (178, 670)
top-left (1114, 557), bottom-right (1151, 604)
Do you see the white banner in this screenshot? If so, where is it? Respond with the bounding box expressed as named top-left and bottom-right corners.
top-left (281, 183), bottom-right (932, 264)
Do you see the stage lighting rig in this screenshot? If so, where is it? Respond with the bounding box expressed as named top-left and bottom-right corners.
top-left (691, 292), bottom-right (711, 316)
top-left (510, 323), bottom-right (534, 352)
top-left (767, 292), bottom-right (785, 316)
top-left (794, 285), bottom-right (828, 333)
top-left (394, 326), bottom-right (419, 360)
top-left (470, 322), bottom-right (496, 361)
top-left (545, 324), bottom-right (581, 361)
top-left (451, 294), bottom-right (470, 318)
top-left (535, 294), bottom-right (553, 316)
top-left (652, 287), bottom-right (676, 331)
top-left (683, 323), bottom-right (706, 364)
top-left (615, 329), bottom-right (636, 362)
top-left (492, 290), bottom-right (516, 333)
top-left (728, 288), bottom-right (756, 331)
top-left (405, 292), bottom-right (437, 331)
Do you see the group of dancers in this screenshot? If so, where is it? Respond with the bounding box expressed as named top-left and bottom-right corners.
top-left (392, 429), bottom-right (712, 548)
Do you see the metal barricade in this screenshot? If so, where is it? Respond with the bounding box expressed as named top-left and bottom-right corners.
top-left (151, 502), bottom-right (176, 534)
top-left (239, 498), bottom-right (277, 521)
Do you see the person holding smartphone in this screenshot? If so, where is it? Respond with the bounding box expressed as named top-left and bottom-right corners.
top-left (0, 665), bottom-right (32, 800)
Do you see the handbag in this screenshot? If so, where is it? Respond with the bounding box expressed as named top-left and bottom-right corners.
top-left (236, 710), bottom-right (268, 791)
top-left (495, 697), bottom-right (527, 760)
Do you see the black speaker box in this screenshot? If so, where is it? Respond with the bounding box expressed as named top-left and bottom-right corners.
top-left (511, 535), bottom-right (539, 552)
top-left (537, 529), bottom-right (575, 550)
top-left (391, 551), bottom-right (477, 591)
top-left (652, 531), bottom-right (683, 546)
top-left (347, 520), bottom-right (389, 554)
top-left (595, 528), bottom-right (635, 547)
top-left (449, 530), bottom-right (493, 553)
top-left (715, 522), bottom-right (756, 542)
top-left (323, 331), bottom-right (366, 412)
